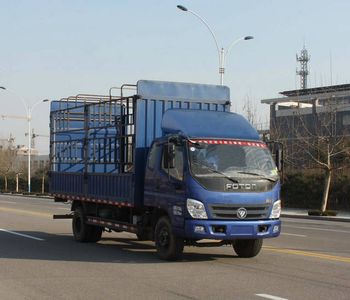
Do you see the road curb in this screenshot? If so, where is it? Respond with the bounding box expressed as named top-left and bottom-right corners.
top-left (0, 193), bottom-right (53, 200)
top-left (281, 213), bottom-right (350, 223)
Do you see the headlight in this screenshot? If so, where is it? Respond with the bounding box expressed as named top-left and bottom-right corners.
top-left (186, 198), bottom-right (208, 219)
top-left (270, 200), bottom-right (281, 219)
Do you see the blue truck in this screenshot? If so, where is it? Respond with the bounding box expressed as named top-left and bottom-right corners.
top-left (50, 80), bottom-right (282, 260)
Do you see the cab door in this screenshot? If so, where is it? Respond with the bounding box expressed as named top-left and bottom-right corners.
top-left (144, 141), bottom-right (161, 206)
top-left (157, 142), bottom-right (186, 227)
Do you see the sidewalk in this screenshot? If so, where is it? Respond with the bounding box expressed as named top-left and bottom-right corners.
top-left (282, 208), bottom-right (350, 222)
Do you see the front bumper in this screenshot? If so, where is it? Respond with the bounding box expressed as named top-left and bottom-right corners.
top-left (184, 219), bottom-right (281, 240)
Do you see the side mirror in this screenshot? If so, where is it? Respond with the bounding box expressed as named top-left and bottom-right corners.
top-left (275, 147), bottom-right (283, 172)
top-left (266, 141), bottom-right (284, 182)
top-left (164, 143), bottom-right (175, 169)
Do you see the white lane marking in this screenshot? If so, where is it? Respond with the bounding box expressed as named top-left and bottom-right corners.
top-left (284, 225), bottom-right (350, 234)
top-left (281, 232), bottom-right (306, 237)
top-left (0, 201), bottom-right (17, 204)
top-left (0, 229), bottom-right (45, 241)
top-left (256, 294), bottom-right (288, 300)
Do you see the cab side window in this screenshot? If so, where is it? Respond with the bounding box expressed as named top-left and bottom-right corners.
top-left (162, 144), bottom-right (184, 181)
top-left (147, 143), bottom-right (158, 170)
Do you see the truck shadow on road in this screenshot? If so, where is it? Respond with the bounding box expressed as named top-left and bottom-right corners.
top-left (0, 231), bottom-right (240, 263)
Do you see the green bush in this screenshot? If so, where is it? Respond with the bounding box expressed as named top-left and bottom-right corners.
top-left (330, 175), bottom-right (350, 210)
top-left (282, 173), bottom-right (350, 211)
top-left (308, 210), bottom-right (338, 216)
top-left (0, 175), bottom-right (49, 194)
top-left (281, 173), bottom-right (323, 209)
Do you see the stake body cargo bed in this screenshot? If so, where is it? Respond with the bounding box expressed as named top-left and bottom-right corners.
top-left (50, 80), bottom-right (230, 208)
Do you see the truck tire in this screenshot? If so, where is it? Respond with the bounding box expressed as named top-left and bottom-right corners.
top-left (72, 207), bottom-right (102, 243)
top-left (233, 239), bottom-right (263, 258)
top-left (87, 226), bottom-right (103, 243)
top-left (154, 216), bottom-right (184, 261)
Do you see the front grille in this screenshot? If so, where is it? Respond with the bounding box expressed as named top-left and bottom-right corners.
top-left (208, 203), bottom-right (270, 220)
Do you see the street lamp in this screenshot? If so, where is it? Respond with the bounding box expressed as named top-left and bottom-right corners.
top-left (176, 4), bottom-right (254, 85)
top-left (27, 98), bottom-right (50, 194)
top-left (0, 86), bottom-right (49, 193)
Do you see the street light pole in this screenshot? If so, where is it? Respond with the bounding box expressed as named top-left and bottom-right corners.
top-left (0, 86), bottom-right (48, 193)
top-left (27, 99), bottom-right (49, 193)
top-left (177, 5), bottom-right (254, 85)
top-left (28, 107), bottom-right (31, 193)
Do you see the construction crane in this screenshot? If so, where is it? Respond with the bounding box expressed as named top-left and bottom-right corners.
top-left (1, 114), bottom-right (27, 120)
top-left (0, 115), bottom-right (47, 149)
top-left (25, 129), bottom-right (49, 149)
top-left (1, 114), bottom-right (29, 147)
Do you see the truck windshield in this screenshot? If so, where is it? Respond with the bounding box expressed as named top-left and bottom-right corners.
top-left (188, 140), bottom-right (278, 181)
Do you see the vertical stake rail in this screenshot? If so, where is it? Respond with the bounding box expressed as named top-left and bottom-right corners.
top-left (83, 104), bottom-right (89, 193)
top-left (50, 95), bottom-right (135, 177)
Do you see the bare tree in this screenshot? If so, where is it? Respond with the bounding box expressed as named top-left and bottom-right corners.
top-left (12, 160), bottom-right (25, 193)
top-left (34, 162), bottom-right (49, 194)
top-left (272, 100), bottom-right (350, 212)
top-left (242, 95), bottom-right (262, 130)
top-left (0, 149), bottom-right (16, 191)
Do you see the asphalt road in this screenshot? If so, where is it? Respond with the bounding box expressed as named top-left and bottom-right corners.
top-left (0, 195), bottom-right (349, 300)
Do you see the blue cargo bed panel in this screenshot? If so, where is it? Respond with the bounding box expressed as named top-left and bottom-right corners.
top-left (50, 172), bottom-right (134, 205)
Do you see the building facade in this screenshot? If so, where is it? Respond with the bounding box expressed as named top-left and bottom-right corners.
top-left (0, 138), bottom-right (48, 174)
top-left (261, 84), bottom-right (350, 170)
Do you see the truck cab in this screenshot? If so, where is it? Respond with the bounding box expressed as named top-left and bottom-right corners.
top-left (143, 109), bottom-right (281, 259)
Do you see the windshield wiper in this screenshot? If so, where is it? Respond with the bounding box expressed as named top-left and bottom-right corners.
top-left (236, 171), bottom-right (278, 182)
top-left (191, 161), bottom-right (238, 184)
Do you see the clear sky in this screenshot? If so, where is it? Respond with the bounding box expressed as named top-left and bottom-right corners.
top-left (0, 0), bottom-right (349, 154)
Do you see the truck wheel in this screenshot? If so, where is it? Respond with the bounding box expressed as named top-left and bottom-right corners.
top-left (154, 216), bottom-right (184, 261)
top-left (87, 226), bottom-right (103, 243)
top-left (72, 207), bottom-right (102, 243)
top-left (233, 239), bottom-right (263, 258)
